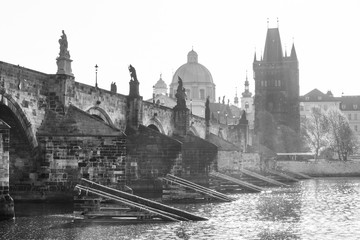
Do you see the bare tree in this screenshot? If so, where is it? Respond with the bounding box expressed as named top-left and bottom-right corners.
top-left (326, 108), bottom-right (358, 161)
top-left (301, 107), bottom-right (330, 160)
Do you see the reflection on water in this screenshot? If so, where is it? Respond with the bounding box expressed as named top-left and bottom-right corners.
top-left (1, 178), bottom-right (360, 240)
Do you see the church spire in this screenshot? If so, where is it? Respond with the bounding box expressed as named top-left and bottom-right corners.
top-left (234, 87), bottom-right (239, 106)
top-left (290, 43), bottom-right (298, 60)
top-left (242, 71), bottom-right (252, 98)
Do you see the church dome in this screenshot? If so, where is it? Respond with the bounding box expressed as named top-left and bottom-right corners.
top-left (171, 50), bottom-right (214, 84)
top-left (154, 74), bottom-right (167, 89)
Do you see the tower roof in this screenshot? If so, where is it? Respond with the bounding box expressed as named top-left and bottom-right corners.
top-left (290, 43), bottom-right (297, 60)
top-left (263, 28), bottom-right (283, 62)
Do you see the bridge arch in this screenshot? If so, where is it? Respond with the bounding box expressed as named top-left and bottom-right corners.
top-left (0, 92), bottom-right (37, 148)
top-left (86, 106), bottom-right (114, 127)
top-left (147, 117), bottom-right (165, 135)
top-left (0, 91), bottom-right (37, 185)
top-left (189, 126), bottom-right (199, 137)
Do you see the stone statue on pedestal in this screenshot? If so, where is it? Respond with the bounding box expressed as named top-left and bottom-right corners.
top-left (56, 30), bottom-right (73, 76)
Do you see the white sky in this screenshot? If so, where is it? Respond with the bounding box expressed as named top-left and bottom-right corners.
top-left (1, 0), bottom-right (359, 101)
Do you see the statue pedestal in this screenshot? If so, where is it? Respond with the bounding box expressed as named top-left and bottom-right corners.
top-left (173, 107), bottom-right (190, 136)
top-left (56, 56), bottom-right (73, 76)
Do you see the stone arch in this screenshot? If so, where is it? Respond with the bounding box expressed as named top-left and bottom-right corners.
top-left (0, 92), bottom-right (37, 148)
top-left (189, 126), bottom-right (199, 137)
top-left (0, 92), bottom-right (37, 185)
top-left (147, 117), bottom-right (165, 135)
top-left (86, 106), bottom-right (114, 127)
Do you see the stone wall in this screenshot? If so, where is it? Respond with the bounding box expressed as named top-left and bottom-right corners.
top-left (217, 151), bottom-right (242, 172)
top-left (126, 125), bottom-right (182, 193)
top-left (277, 160), bottom-right (360, 177)
top-left (37, 135), bottom-right (126, 190)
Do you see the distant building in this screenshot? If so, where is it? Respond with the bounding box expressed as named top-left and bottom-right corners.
top-left (340, 96), bottom-right (360, 135)
top-left (300, 89), bottom-right (360, 137)
top-left (149, 49), bottom-right (244, 126)
top-left (299, 89), bottom-right (340, 118)
top-left (241, 73), bottom-right (254, 131)
top-left (253, 26), bottom-right (300, 133)
top-left (169, 49), bottom-right (216, 117)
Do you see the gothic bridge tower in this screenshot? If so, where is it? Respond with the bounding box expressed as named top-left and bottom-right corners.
top-left (253, 26), bottom-right (300, 135)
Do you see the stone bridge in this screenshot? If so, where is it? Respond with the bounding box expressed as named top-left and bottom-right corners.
top-left (0, 33), bottom-right (249, 217)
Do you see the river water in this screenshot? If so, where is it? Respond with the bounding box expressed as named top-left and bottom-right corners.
top-left (1, 177), bottom-right (360, 240)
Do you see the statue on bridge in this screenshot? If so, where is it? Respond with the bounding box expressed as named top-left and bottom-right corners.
top-left (128, 64), bottom-right (140, 97)
top-left (175, 76), bottom-right (187, 108)
top-left (58, 30), bottom-right (70, 58)
top-left (128, 64), bottom-right (138, 82)
top-left (205, 96), bottom-right (210, 124)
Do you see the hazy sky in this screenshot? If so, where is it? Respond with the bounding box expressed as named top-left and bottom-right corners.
top-left (1, 0), bottom-right (359, 101)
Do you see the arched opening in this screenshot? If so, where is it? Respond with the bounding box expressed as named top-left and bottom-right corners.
top-left (146, 117), bottom-right (165, 135)
top-left (189, 126), bottom-right (199, 137)
top-left (148, 124), bottom-right (160, 132)
top-left (86, 106), bottom-right (114, 127)
top-left (0, 104), bottom-right (34, 186)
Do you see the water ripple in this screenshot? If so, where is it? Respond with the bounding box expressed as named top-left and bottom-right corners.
top-left (1, 177), bottom-right (360, 240)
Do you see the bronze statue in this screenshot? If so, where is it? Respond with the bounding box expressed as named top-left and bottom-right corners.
top-left (128, 64), bottom-right (138, 82)
top-left (175, 76), bottom-right (187, 108)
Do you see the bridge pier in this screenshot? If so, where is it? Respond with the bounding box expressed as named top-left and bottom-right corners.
top-left (0, 120), bottom-right (14, 221)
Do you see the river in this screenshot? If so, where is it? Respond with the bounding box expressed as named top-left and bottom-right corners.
top-left (1, 177), bottom-right (360, 240)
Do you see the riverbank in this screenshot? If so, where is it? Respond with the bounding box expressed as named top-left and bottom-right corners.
top-left (277, 159), bottom-right (360, 177)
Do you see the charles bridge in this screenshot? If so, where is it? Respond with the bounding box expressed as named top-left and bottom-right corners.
top-left (0, 31), bottom-right (250, 219)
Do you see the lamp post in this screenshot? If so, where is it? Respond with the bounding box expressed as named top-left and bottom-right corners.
top-left (95, 64), bottom-right (98, 88)
top-left (217, 110), bottom-right (220, 124)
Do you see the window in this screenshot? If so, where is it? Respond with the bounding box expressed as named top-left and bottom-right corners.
top-left (348, 114), bottom-right (352, 120)
top-left (355, 114), bottom-right (358, 120)
top-left (264, 80), bottom-right (267, 87)
top-left (200, 89), bottom-right (205, 100)
top-left (261, 80), bottom-right (264, 87)
top-left (318, 96), bottom-right (322, 100)
top-left (305, 97), bottom-right (310, 101)
top-left (355, 125), bottom-right (358, 132)
top-left (342, 104), bottom-right (346, 110)
top-left (354, 104), bottom-right (358, 110)
top-left (185, 89), bottom-right (190, 98)
top-left (278, 80), bottom-right (281, 87)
